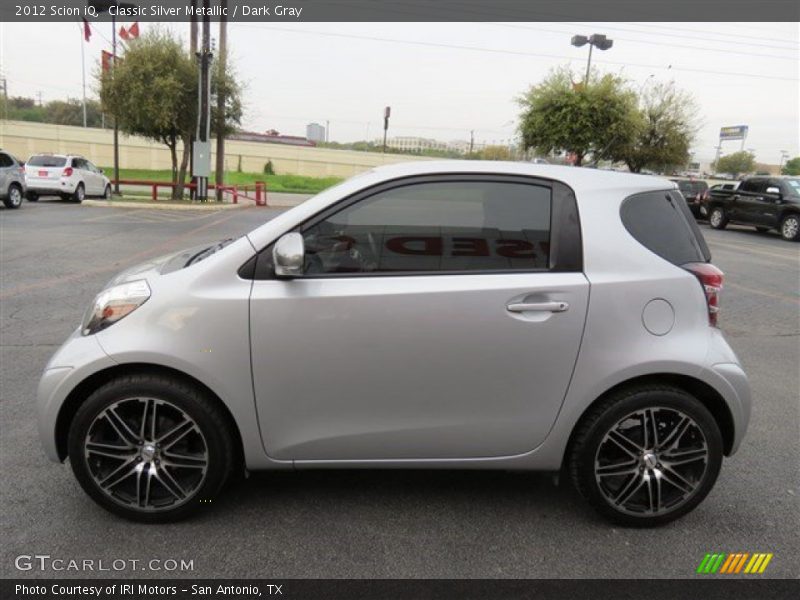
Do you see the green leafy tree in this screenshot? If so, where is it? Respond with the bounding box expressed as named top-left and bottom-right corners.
top-left (782, 156), bottom-right (800, 176)
top-left (714, 151), bottom-right (756, 178)
top-left (517, 66), bottom-right (639, 166)
top-left (45, 98), bottom-right (105, 128)
top-left (617, 82), bottom-right (697, 173)
top-left (479, 145), bottom-right (513, 160)
top-left (99, 28), bottom-right (242, 199)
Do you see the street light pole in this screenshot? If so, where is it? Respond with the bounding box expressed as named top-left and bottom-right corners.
top-left (112, 13), bottom-right (119, 194)
top-left (571, 33), bottom-right (613, 85)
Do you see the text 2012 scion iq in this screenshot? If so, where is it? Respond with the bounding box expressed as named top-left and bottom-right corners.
top-left (37, 162), bottom-right (751, 526)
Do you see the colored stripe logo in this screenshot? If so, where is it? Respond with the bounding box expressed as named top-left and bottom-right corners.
top-left (696, 553), bottom-right (773, 574)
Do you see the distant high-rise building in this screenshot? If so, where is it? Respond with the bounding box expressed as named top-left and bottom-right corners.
top-left (306, 122), bottom-right (326, 142)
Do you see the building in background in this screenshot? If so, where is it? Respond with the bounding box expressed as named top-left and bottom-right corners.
top-left (306, 123), bottom-right (326, 143)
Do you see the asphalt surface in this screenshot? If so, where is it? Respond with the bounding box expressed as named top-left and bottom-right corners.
top-left (1, 198), bottom-right (798, 579)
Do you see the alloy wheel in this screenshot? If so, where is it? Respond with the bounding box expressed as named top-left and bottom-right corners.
top-left (83, 397), bottom-right (208, 512)
top-left (710, 209), bottom-right (722, 228)
top-left (594, 407), bottom-right (709, 516)
top-left (9, 186), bottom-right (22, 207)
top-left (782, 216), bottom-right (799, 240)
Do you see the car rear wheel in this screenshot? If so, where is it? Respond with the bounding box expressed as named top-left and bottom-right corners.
top-left (104, 185), bottom-right (112, 200)
top-left (68, 374), bottom-right (236, 522)
top-left (780, 214), bottom-right (800, 241)
top-left (3, 184), bottom-right (23, 209)
top-left (708, 207), bottom-right (728, 230)
top-left (73, 183), bottom-right (85, 203)
top-left (569, 385), bottom-right (723, 527)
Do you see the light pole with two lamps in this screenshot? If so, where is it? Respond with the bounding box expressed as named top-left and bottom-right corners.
top-left (571, 33), bottom-right (614, 84)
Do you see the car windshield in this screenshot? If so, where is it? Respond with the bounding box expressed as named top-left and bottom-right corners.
top-left (27, 155), bottom-right (67, 167)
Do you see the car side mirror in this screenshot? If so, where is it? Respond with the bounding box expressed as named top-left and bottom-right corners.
top-left (273, 232), bottom-right (305, 278)
top-left (765, 186), bottom-right (781, 196)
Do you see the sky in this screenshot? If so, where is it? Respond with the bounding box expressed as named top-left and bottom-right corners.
top-left (1, 21), bottom-right (798, 164)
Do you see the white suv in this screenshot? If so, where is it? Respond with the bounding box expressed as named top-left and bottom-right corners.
top-left (25, 154), bottom-right (111, 203)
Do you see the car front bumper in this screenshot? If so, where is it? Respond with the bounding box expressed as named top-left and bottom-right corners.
top-left (37, 328), bottom-right (116, 462)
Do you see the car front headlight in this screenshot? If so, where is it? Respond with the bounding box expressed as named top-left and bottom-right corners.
top-left (81, 280), bottom-right (151, 336)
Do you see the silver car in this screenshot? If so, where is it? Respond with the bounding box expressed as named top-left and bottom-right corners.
top-left (0, 150), bottom-right (26, 209)
top-left (37, 162), bottom-right (751, 525)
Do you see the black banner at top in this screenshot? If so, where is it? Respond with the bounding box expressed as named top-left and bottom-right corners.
top-left (1, 0), bottom-right (799, 22)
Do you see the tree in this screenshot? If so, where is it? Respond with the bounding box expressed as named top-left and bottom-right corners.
top-left (518, 66), bottom-right (639, 166)
top-left (99, 28), bottom-right (242, 199)
top-left (714, 151), bottom-right (756, 178)
top-left (782, 157), bottom-right (800, 176)
top-left (479, 145), bottom-right (513, 160)
top-left (617, 82), bottom-right (697, 173)
top-left (45, 98), bottom-right (104, 128)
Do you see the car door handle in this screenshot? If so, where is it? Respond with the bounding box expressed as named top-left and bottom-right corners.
top-left (507, 301), bottom-right (569, 313)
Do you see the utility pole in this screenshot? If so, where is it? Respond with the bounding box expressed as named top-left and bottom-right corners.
top-left (326, 119), bottom-right (330, 142)
top-left (214, 0), bottom-right (227, 202)
top-left (112, 15), bottom-right (120, 194)
top-left (193, 1), bottom-right (213, 201)
top-left (189, 1), bottom-right (198, 200)
top-left (469, 130), bottom-right (474, 155)
top-left (382, 106), bottom-right (391, 154)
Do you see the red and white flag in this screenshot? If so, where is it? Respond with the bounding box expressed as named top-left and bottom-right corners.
top-left (119, 26), bottom-right (130, 41)
top-left (128, 22), bottom-right (140, 39)
top-left (82, 18), bottom-right (91, 42)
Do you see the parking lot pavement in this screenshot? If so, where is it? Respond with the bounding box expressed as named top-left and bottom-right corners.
top-left (1, 201), bottom-right (798, 579)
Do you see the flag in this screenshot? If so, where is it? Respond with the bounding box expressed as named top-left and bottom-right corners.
top-left (119, 26), bottom-right (130, 41)
top-left (82, 18), bottom-right (91, 42)
top-left (101, 50), bottom-right (113, 72)
top-left (128, 22), bottom-right (140, 39)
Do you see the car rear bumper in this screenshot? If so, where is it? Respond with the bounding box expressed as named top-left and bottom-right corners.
top-left (26, 179), bottom-right (77, 195)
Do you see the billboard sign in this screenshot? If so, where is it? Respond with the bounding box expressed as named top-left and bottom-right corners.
top-left (719, 125), bottom-right (748, 140)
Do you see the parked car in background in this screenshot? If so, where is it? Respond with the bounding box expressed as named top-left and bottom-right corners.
top-left (671, 179), bottom-right (710, 218)
top-left (0, 150), bottom-right (26, 209)
top-left (25, 154), bottom-right (111, 203)
top-left (707, 176), bottom-right (800, 241)
top-left (38, 162), bottom-right (750, 526)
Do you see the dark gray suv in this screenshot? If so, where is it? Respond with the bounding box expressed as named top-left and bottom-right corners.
top-left (0, 150), bottom-right (26, 209)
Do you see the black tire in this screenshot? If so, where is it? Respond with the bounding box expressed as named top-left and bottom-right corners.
top-left (67, 374), bottom-right (236, 523)
top-left (104, 185), bottom-right (112, 200)
top-left (779, 213), bottom-right (800, 242)
top-left (755, 227), bottom-right (769, 233)
top-left (72, 183), bottom-right (85, 203)
top-left (708, 206), bottom-right (728, 230)
top-left (568, 385), bottom-right (723, 527)
top-left (26, 191), bottom-right (38, 202)
top-left (3, 184), bottom-right (23, 209)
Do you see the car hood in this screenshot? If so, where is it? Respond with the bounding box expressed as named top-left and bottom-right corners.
top-left (105, 239), bottom-right (232, 287)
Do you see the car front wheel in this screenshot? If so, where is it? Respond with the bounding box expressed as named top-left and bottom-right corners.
top-left (104, 185), bottom-right (112, 200)
top-left (569, 385), bottom-right (723, 527)
top-left (68, 374), bottom-right (236, 522)
top-left (780, 214), bottom-right (800, 241)
top-left (708, 207), bottom-right (728, 230)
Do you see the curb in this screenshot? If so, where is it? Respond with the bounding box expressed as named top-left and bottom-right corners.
top-left (83, 199), bottom-right (249, 210)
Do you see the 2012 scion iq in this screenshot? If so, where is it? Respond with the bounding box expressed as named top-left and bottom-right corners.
top-left (37, 162), bottom-right (751, 526)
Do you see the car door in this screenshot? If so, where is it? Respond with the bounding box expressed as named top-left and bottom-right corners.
top-left (85, 160), bottom-right (105, 195)
top-left (0, 152), bottom-right (11, 194)
top-left (248, 175), bottom-right (589, 461)
top-left (731, 179), bottom-right (760, 223)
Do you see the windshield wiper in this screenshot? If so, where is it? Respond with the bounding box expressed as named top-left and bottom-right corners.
top-left (185, 238), bottom-right (236, 266)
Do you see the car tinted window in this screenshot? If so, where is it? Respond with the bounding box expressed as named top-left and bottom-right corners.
top-left (621, 190), bottom-right (711, 265)
top-left (27, 155), bottom-right (67, 167)
top-left (0, 153), bottom-right (13, 167)
top-left (784, 179), bottom-right (800, 196)
top-left (301, 181), bottom-right (552, 274)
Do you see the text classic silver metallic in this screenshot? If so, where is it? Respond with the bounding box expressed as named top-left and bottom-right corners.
top-left (37, 162), bottom-right (751, 525)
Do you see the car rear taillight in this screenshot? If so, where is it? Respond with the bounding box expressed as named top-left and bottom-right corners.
top-left (684, 263), bottom-right (724, 327)
top-left (63, 167), bottom-right (73, 177)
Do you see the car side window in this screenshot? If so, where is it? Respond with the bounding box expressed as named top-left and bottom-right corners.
top-left (300, 180), bottom-right (552, 275)
top-left (0, 153), bottom-right (13, 168)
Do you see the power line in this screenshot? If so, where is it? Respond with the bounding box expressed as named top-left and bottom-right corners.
top-left (489, 23), bottom-right (798, 60)
top-left (599, 21), bottom-right (800, 47)
top-left (236, 24), bottom-right (799, 83)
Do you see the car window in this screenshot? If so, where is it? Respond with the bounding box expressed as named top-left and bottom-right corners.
top-left (784, 179), bottom-right (800, 196)
top-left (738, 179), bottom-right (758, 193)
top-left (72, 158), bottom-right (86, 169)
top-left (301, 180), bottom-right (552, 274)
top-left (0, 153), bottom-right (13, 168)
top-left (621, 190), bottom-right (711, 266)
top-left (27, 155), bottom-right (67, 167)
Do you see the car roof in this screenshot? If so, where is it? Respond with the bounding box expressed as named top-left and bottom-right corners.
top-left (362, 160), bottom-right (674, 194)
top-left (28, 153), bottom-right (83, 159)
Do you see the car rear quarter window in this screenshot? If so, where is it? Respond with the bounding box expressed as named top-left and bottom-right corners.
top-left (0, 153), bottom-right (13, 167)
top-left (27, 155), bottom-right (67, 167)
top-left (620, 190), bottom-right (711, 265)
